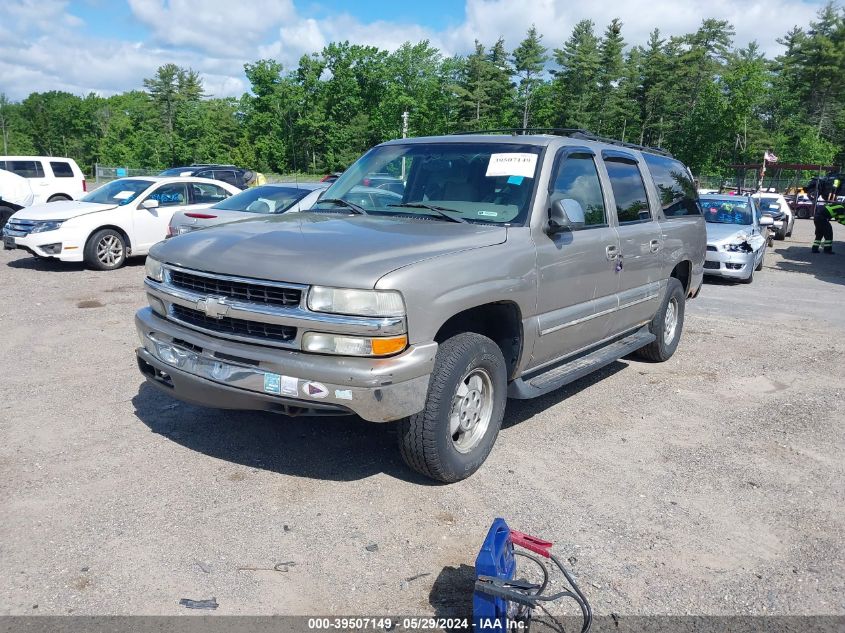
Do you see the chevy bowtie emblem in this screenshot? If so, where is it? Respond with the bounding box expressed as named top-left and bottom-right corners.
top-left (197, 297), bottom-right (230, 319)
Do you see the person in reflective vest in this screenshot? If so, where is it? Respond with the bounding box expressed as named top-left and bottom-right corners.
top-left (813, 203), bottom-right (844, 253)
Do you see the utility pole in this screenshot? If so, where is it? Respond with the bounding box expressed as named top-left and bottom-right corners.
top-left (401, 111), bottom-right (409, 180)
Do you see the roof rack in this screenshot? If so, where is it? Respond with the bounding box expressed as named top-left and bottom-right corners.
top-left (450, 128), bottom-right (673, 158)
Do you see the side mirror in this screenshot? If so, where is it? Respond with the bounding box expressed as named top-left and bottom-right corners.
top-left (140, 198), bottom-right (159, 210)
top-left (759, 213), bottom-right (774, 227)
top-left (547, 198), bottom-right (586, 234)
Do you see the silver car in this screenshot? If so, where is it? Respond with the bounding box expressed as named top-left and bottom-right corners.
top-left (701, 195), bottom-right (773, 283)
top-left (168, 182), bottom-right (327, 236)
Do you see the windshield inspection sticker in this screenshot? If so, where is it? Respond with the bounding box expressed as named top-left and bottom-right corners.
top-left (477, 210), bottom-right (498, 217)
top-left (113, 190), bottom-right (136, 200)
top-left (486, 153), bottom-right (537, 178)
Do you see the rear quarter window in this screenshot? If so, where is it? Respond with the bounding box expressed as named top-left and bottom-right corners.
top-left (5, 160), bottom-right (45, 178)
top-left (49, 161), bottom-right (75, 177)
top-left (643, 154), bottom-right (701, 218)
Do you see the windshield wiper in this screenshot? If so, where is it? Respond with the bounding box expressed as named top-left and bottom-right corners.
top-left (316, 198), bottom-right (369, 215)
top-left (388, 203), bottom-right (468, 224)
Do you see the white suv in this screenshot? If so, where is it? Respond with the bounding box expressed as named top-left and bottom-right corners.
top-left (0, 156), bottom-right (86, 204)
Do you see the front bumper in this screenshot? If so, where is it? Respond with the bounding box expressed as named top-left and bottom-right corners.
top-left (2, 226), bottom-right (86, 261)
top-left (135, 307), bottom-right (435, 422)
top-left (703, 248), bottom-right (755, 279)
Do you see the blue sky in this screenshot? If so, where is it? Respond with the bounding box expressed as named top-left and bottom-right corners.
top-left (0, 0), bottom-right (829, 100)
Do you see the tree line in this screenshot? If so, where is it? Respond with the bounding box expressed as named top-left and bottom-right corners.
top-left (1, 3), bottom-right (843, 177)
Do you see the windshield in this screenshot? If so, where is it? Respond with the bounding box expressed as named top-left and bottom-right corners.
top-left (317, 142), bottom-right (543, 224)
top-left (702, 199), bottom-right (753, 225)
top-left (758, 197), bottom-right (781, 211)
top-left (212, 185), bottom-right (311, 214)
top-left (82, 179), bottom-right (153, 205)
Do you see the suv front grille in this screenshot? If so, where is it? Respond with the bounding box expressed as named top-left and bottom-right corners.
top-left (171, 304), bottom-right (297, 343)
top-left (169, 270), bottom-right (302, 308)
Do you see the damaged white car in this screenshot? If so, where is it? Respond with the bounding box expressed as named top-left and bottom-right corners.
top-left (700, 195), bottom-right (772, 284)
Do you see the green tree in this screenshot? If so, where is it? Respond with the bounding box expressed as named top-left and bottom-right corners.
top-left (513, 25), bottom-right (548, 128)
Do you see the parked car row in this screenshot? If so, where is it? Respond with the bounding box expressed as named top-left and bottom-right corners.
top-left (2, 174), bottom-right (330, 270)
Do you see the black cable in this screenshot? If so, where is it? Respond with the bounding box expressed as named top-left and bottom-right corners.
top-left (549, 553), bottom-right (593, 633)
top-left (514, 550), bottom-right (550, 595)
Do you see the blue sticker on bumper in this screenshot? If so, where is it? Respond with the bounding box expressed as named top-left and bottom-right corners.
top-left (264, 372), bottom-right (281, 394)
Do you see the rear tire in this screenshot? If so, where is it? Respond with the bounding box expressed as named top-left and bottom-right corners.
top-left (397, 332), bottom-right (506, 483)
top-left (47, 194), bottom-right (71, 202)
top-left (636, 277), bottom-right (685, 362)
top-left (84, 229), bottom-right (127, 270)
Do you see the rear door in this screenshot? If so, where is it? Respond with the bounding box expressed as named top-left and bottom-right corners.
top-left (601, 151), bottom-right (662, 335)
top-left (531, 148), bottom-right (621, 368)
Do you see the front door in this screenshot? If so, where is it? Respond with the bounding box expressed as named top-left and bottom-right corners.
top-left (531, 149), bottom-right (621, 369)
top-left (134, 182), bottom-right (189, 250)
top-left (601, 152), bottom-right (662, 335)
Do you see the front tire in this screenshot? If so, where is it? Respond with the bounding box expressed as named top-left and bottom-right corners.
top-left (84, 229), bottom-right (127, 270)
top-left (636, 277), bottom-right (685, 362)
top-left (397, 332), bottom-right (506, 483)
top-left (47, 194), bottom-right (71, 202)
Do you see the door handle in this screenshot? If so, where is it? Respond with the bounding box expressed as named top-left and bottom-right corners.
top-left (605, 245), bottom-right (618, 260)
top-left (649, 239), bottom-right (660, 253)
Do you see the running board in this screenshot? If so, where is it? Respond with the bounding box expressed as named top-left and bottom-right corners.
top-left (508, 329), bottom-right (656, 399)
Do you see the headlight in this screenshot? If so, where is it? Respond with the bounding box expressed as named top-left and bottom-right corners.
top-left (145, 256), bottom-right (164, 282)
top-left (307, 286), bottom-right (404, 317)
top-left (302, 332), bottom-right (408, 356)
top-left (30, 220), bottom-right (65, 233)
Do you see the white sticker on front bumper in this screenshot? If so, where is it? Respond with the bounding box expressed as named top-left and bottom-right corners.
top-left (334, 389), bottom-right (353, 400)
top-left (280, 375), bottom-right (299, 396)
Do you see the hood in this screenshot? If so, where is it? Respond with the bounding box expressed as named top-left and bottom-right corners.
top-left (150, 213), bottom-right (507, 288)
top-left (13, 200), bottom-right (116, 221)
top-left (705, 222), bottom-right (754, 244)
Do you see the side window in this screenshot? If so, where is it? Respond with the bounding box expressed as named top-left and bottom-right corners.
top-left (191, 183), bottom-right (230, 204)
top-left (147, 183), bottom-right (188, 207)
top-left (604, 158), bottom-right (652, 224)
top-left (643, 154), bottom-right (700, 217)
top-left (213, 170), bottom-right (238, 185)
top-left (195, 170), bottom-right (213, 179)
top-left (7, 160), bottom-right (44, 178)
top-left (49, 161), bottom-right (74, 177)
top-left (550, 153), bottom-right (607, 228)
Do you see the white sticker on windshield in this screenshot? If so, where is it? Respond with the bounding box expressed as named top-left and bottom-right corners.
top-left (486, 153), bottom-right (537, 178)
top-left (113, 190), bottom-right (136, 200)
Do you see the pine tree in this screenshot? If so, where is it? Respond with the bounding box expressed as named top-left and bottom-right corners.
top-left (513, 25), bottom-right (548, 128)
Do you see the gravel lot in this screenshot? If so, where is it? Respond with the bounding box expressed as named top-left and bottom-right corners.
top-left (1, 218), bottom-right (843, 618)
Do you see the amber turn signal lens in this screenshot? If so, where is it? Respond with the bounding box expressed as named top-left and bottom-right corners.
top-left (371, 335), bottom-right (408, 356)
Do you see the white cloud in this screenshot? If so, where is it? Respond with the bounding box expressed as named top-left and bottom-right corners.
top-left (126, 0), bottom-right (296, 53)
top-left (0, 0), bottom-right (827, 101)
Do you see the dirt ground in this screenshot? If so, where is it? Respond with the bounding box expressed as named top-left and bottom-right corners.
top-left (1, 218), bottom-right (843, 618)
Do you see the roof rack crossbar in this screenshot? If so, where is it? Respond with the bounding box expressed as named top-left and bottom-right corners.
top-left (450, 128), bottom-right (673, 157)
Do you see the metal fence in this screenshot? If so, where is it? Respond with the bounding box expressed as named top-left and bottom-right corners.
top-left (94, 164), bottom-right (161, 183)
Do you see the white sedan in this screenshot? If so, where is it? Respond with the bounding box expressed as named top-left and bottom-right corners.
top-left (2, 176), bottom-right (240, 270)
top-left (752, 192), bottom-right (794, 239)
